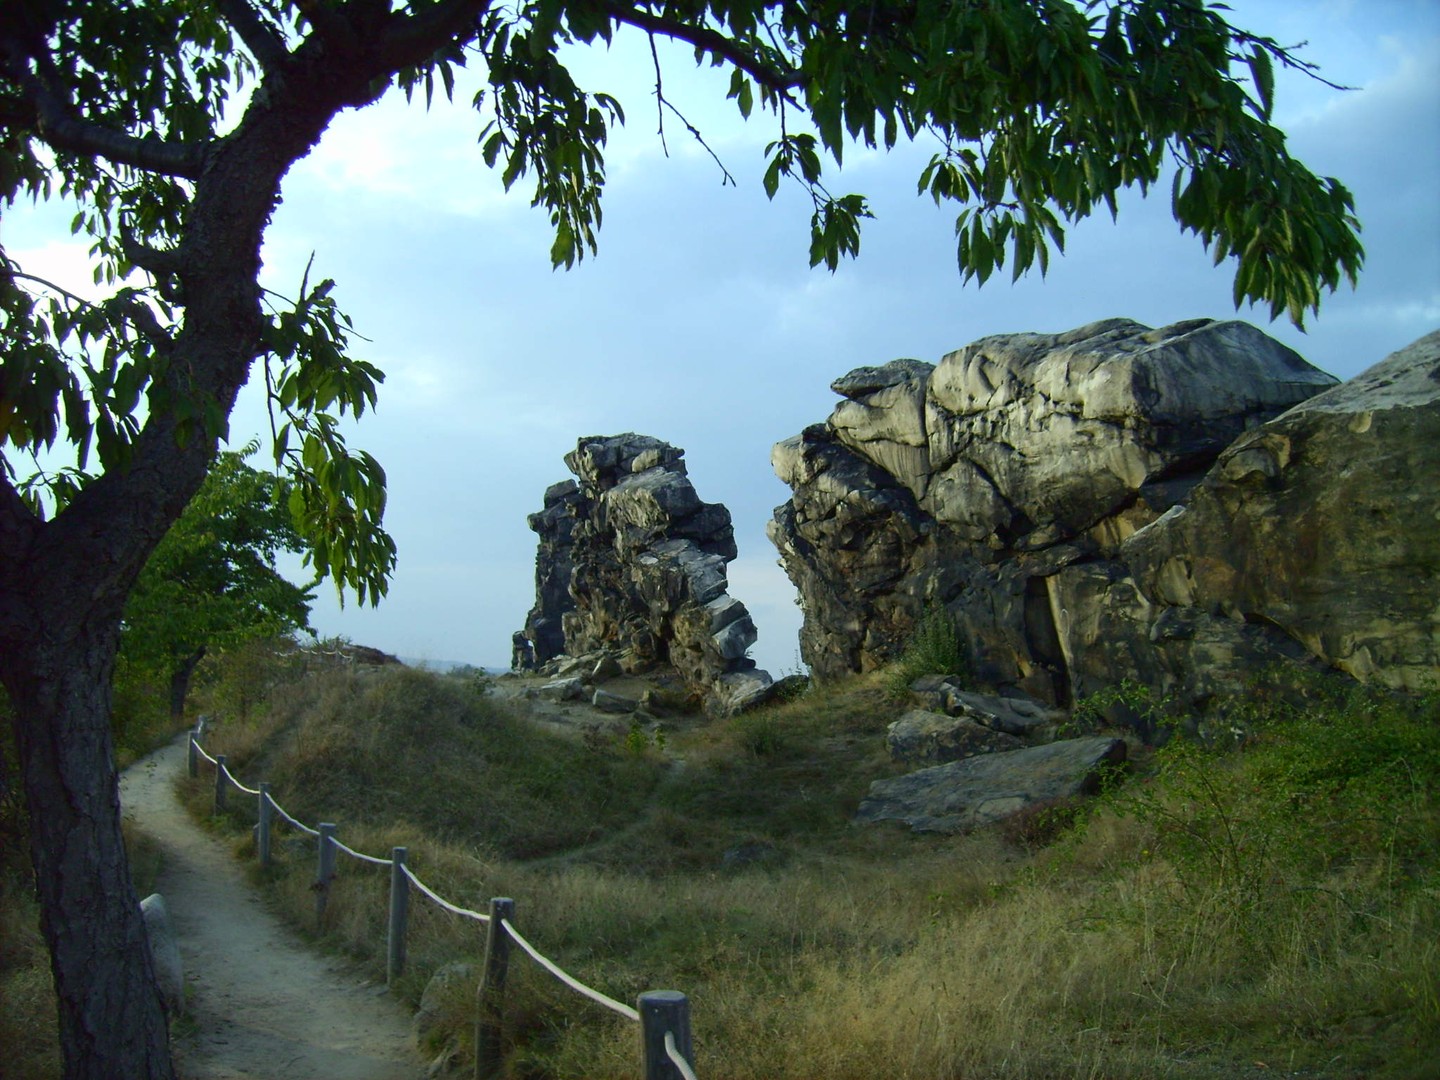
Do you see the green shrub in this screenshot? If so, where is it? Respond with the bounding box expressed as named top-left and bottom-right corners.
top-left (886, 605), bottom-right (967, 698)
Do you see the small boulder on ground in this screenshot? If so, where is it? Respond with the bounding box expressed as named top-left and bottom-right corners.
top-left (908, 677), bottom-right (1065, 738)
top-left (140, 893), bottom-right (184, 1017)
top-left (855, 736), bottom-right (1127, 834)
top-left (413, 961), bottom-right (475, 1047)
top-left (592, 688), bottom-right (640, 714)
top-left (886, 709), bottom-right (1025, 766)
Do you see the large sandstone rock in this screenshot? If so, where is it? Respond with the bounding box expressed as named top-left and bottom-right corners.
top-left (855, 736), bottom-right (1127, 833)
top-left (1119, 330), bottom-right (1440, 692)
top-left (772, 319), bottom-right (1439, 712)
top-left (517, 435), bottom-right (771, 699)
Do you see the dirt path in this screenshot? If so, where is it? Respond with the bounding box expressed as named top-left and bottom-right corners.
top-left (120, 739), bottom-right (424, 1080)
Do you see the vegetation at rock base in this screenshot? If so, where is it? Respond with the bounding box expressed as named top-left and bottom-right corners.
top-left (886, 604), bottom-right (970, 698)
top-left (88, 643), bottom-right (1431, 1080)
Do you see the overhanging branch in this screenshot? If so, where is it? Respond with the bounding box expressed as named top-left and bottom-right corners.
top-left (372, 0), bottom-right (494, 73)
top-left (0, 37), bottom-right (206, 180)
top-left (603, 1), bottom-right (802, 101)
top-left (215, 0), bottom-right (291, 73)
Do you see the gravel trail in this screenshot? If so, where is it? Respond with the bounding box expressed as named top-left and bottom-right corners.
top-left (120, 739), bottom-right (424, 1080)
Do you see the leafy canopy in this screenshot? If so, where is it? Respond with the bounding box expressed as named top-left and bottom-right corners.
top-left (1, 0), bottom-right (1365, 607)
top-left (120, 443), bottom-right (315, 679)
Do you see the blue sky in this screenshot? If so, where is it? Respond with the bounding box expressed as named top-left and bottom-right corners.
top-left (6, 0), bottom-right (1439, 673)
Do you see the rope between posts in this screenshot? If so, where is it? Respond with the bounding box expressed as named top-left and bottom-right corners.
top-left (219, 761), bottom-right (261, 797)
top-left (190, 730), bottom-right (696, 1073)
top-left (500, 917), bottom-right (641, 1023)
top-left (265, 792), bottom-right (320, 837)
top-left (401, 864), bottom-right (490, 923)
top-left (332, 837), bottom-right (393, 867)
top-left (665, 1031), bottom-right (700, 1080)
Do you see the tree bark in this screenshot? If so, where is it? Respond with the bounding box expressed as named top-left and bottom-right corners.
top-left (4, 624), bottom-right (175, 1080)
top-left (0, 8), bottom-right (496, 1076)
top-left (169, 647), bottom-right (207, 725)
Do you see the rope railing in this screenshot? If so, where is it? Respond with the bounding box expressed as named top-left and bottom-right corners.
top-left (666, 1031), bottom-right (701, 1080)
top-left (266, 793), bottom-right (320, 837)
top-left (401, 864), bottom-right (490, 923)
top-left (501, 917), bottom-right (641, 1022)
top-left (332, 836), bottom-right (393, 867)
top-left (219, 761), bottom-right (261, 797)
top-left (187, 723), bottom-right (699, 1080)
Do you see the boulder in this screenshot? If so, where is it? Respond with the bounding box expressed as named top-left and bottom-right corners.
top-left (592, 688), bottom-right (640, 714)
top-left (413, 961), bottom-right (475, 1047)
top-left (907, 678), bottom-right (1065, 738)
top-left (855, 736), bottom-right (1128, 833)
top-left (518, 435), bottom-right (770, 700)
top-left (538, 676), bottom-right (586, 703)
top-left (886, 709), bottom-right (1024, 766)
top-left (139, 893), bottom-right (184, 1017)
top-left (706, 668), bottom-right (778, 718)
top-left (1120, 331), bottom-right (1440, 692)
top-left (773, 320), bottom-right (1437, 714)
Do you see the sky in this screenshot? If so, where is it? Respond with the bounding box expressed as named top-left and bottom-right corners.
top-left (5, 0), bottom-right (1439, 674)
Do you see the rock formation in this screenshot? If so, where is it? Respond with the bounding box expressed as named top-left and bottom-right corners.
top-left (518, 434), bottom-right (770, 698)
top-left (771, 319), bottom-right (1439, 709)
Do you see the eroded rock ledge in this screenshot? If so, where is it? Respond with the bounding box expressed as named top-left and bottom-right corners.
top-left (770, 319), bottom-right (1440, 707)
top-left (517, 434), bottom-right (771, 705)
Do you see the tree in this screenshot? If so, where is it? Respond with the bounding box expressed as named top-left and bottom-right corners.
top-left (0, 1), bottom-right (1362, 1076)
top-left (120, 445), bottom-right (314, 726)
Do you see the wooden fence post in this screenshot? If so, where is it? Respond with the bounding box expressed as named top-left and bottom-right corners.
top-left (639, 991), bottom-right (694, 1080)
top-left (315, 823), bottom-right (337, 927)
top-left (387, 847), bottom-right (409, 987)
top-left (187, 729), bottom-right (199, 778)
top-left (474, 897), bottom-right (516, 1080)
top-left (257, 783), bottom-right (273, 868)
top-left (213, 754), bottom-right (228, 813)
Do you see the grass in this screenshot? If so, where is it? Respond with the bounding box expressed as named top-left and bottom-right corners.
top-left (6, 638), bottom-right (1437, 1079)
top-left (168, 652), bottom-right (1440, 1080)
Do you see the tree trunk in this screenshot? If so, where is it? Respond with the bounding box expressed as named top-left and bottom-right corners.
top-left (5, 625), bottom-right (175, 1079)
top-left (169, 647), bottom-right (207, 726)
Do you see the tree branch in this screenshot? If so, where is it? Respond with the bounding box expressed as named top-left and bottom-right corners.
top-left (371, 0), bottom-right (493, 74)
top-left (603, 2), bottom-right (802, 101)
top-left (215, 0), bottom-right (291, 73)
top-left (0, 37), bottom-right (206, 180)
top-left (120, 228), bottom-right (185, 279)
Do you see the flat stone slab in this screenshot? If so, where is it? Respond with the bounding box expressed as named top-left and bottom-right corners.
top-left (855, 736), bottom-right (1127, 833)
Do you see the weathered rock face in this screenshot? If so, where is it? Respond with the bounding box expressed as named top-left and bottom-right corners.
top-left (1116, 330), bottom-right (1440, 694)
top-left (521, 480), bottom-right (583, 664)
top-left (772, 319), bottom-right (1438, 707)
top-left (518, 434), bottom-right (767, 694)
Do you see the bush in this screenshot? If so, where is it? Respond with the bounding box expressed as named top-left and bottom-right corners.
top-left (886, 605), bottom-right (967, 698)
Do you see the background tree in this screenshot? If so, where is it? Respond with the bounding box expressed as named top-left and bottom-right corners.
top-left (120, 445), bottom-right (314, 726)
top-left (0, 1), bottom-right (1362, 1076)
